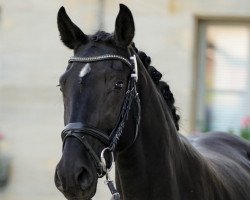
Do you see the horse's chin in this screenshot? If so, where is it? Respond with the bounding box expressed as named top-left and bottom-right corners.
top-left (64, 189), bottom-right (96, 200)
top-left (67, 198), bottom-right (92, 200)
top-left (64, 182), bottom-right (97, 200)
top-left (65, 194), bottom-right (94, 200)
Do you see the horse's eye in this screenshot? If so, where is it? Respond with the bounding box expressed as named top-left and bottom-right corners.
top-left (114, 81), bottom-right (124, 90)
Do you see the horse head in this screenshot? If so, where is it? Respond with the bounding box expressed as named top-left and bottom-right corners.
top-left (54, 4), bottom-right (139, 200)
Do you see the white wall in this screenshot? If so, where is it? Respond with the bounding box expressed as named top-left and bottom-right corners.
top-left (1, 0), bottom-right (250, 199)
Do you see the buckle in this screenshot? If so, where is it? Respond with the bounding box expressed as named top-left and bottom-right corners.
top-left (130, 55), bottom-right (138, 82)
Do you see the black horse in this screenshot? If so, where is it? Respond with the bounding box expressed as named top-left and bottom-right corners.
top-left (54, 4), bottom-right (250, 200)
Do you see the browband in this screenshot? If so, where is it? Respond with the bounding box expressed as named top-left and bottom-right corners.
top-left (69, 54), bottom-right (132, 69)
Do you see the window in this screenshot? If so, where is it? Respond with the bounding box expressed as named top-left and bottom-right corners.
top-left (195, 19), bottom-right (250, 134)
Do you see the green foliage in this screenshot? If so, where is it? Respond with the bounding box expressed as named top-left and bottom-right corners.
top-left (240, 128), bottom-right (250, 140)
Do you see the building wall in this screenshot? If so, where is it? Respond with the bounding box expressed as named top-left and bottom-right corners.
top-left (0, 0), bottom-right (250, 199)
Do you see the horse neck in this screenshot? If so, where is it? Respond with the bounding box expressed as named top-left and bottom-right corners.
top-left (115, 64), bottom-right (222, 200)
top-left (115, 64), bottom-right (182, 199)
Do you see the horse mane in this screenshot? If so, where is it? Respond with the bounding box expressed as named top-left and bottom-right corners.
top-left (131, 43), bottom-right (180, 131)
top-left (91, 31), bottom-right (180, 130)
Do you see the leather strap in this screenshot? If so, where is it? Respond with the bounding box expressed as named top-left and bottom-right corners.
top-left (62, 123), bottom-right (110, 146)
top-left (69, 54), bottom-right (133, 70)
top-left (62, 131), bottom-right (105, 177)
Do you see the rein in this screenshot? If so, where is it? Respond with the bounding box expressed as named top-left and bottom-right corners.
top-left (61, 52), bottom-right (141, 200)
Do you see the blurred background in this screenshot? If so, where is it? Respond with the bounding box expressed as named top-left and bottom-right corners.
top-left (0, 0), bottom-right (250, 199)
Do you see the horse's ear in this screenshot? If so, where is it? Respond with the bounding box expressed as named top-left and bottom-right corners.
top-left (114, 4), bottom-right (135, 47)
top-left (57, 7), bottom-right (87, 49)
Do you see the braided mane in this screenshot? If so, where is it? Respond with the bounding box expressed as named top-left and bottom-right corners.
top-left (91, 31), bottom-right (180, 130)
top-left (131, 43), bottom-right (180, 131)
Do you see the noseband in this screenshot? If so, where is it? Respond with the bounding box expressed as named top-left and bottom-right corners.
top-left (60, 52), bottom-right (141, 199)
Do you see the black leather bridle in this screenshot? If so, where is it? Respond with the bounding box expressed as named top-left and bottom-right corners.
top-left (60, 53), bottom-right (141, 183)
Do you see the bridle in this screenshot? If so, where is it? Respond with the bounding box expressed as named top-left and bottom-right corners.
top-left (60, 50), bottom-right (141, 199)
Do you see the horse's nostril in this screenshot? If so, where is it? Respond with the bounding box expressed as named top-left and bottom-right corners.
top-left (77, 167), bottom-right (93, 190)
